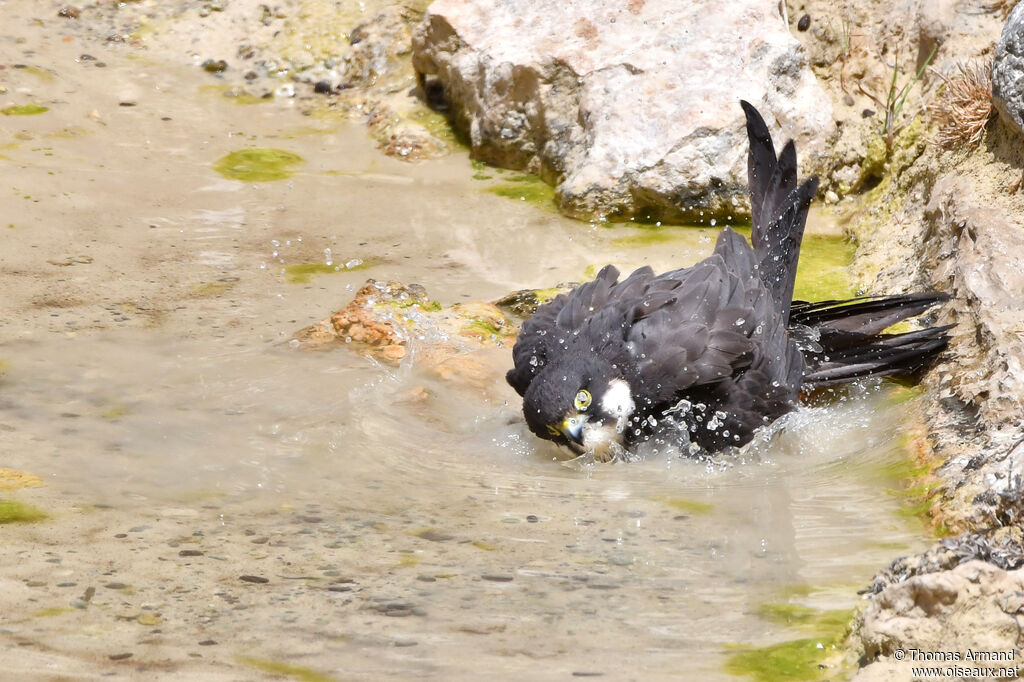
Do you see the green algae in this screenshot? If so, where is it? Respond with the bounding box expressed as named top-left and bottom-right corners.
top-left (21, 66), bottom-right (55, 82)
top-left (33, 607), bottom-right (75, 617)
top-left (283, 258), bottom-right (377, 284)
top-left (724, 604), bottom-right (853, 681)
top-left (724, 638), bottom-right (835, 682)
top-left (754, 604), bottom-right (853, 631)
top-left (190, 281), bottom-right (236, 297)
top-left (199, 84), bottom-right (267, 105)
top-left (472, 540), bottom-right (499, 551)
top-left (388, 298), bottom-right (442, 313)
top-left (411, 107), bottom-right (460, 148)
top-left (238, 657), bottom-right (336, 682)
top-left (101, 404), bottom-right (129, 420)
top-left (0, 499), bottom-right (47, 524)
top-left (487, 173), bottom-right (557, 210)
top-left (462, 319), bottom-right (506, 338)
top-left (214, 148), bottom-right (304, 182)
top-left (792, 234), bottom-right (857, 302)
top-left (654, 496), bottom-right (713, 515)
top-left (2, 104), bottom-right (49, 116)
top-left (397, 552), bottom-right (420, 567)
top-left (610, 227), bottom-right (698, 247)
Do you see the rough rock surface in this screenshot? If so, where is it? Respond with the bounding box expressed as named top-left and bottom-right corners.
top-left (854, 561), bottom-right (1024, 678)
top-left (848, 129), bottom-right (1024, 536)
top-left (411, 0), bottom-right (834, 222)
top-left (79, 0), bottom-right (447, 160)
top-left (293, 279), bottom-right (516, 393)
top-left (993, 1), bottom-right (1024, 136)
top-left (786, 0), bottom-right (1004, 196)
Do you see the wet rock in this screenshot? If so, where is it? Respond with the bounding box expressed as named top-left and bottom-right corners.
top-left (57, 6), bottom-right (80, 19)
top-left (202, 59), bottom-right (228, 74)
top-left (853, 560), bottom-right (1024, 678)
top-left (293, 280), bottom-right (516, 390)
top-left (494, 285), bottom-right (574, 318)
top-left (313, 80), bottom-right (332, 94)
top-left (412, 0), bottom-right (833, 222)
top-left (992, 2), bottom-right (1024, 136)
top-left (378, 123), bottom-right (444, 159)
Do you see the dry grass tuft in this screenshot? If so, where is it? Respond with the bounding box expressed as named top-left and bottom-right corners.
top-left (931, 61), bottom-right (995, 149)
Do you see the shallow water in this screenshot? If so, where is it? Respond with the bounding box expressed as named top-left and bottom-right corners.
top-left (0, 8), bottom-right (929, 681)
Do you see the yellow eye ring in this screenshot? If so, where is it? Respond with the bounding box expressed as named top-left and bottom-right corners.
top-left (574, 389), bottom-right (592, 411)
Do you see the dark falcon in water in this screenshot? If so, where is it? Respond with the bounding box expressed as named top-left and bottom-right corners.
top-left (507, 101), bottom-right (951, 461)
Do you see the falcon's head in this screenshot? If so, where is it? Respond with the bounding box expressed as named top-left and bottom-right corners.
top-left (521, 355), bottom-right (636, 461)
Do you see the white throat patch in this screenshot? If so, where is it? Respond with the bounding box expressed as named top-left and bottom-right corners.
top-left (601, 379), bottom-right (635, 432)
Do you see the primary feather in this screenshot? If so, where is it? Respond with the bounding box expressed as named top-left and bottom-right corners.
top-left (507, 101), bottom-right (950, 459)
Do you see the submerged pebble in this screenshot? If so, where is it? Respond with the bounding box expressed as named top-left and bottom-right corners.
top-left (239, 575), bottom-right (269, 584)
top-left (481, 574), bottom-right (514, 582)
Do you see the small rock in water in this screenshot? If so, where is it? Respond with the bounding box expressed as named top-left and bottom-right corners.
top-left (862, 108), bottom-right (876, 118)
top-left (797, 14), bottom-right (810, 31)
top-left (313, 80), bottom-right (332, 94)
top-left (201, 59), bottom-right (227, 74)
top-left (179, 549), bottom-right (204, 557)
top-left (239, 575), bottom-right (269, 584)
top-left (481, 574), bottom-right (514, 582)
top-left (108, 653), bottom-right (133, 661)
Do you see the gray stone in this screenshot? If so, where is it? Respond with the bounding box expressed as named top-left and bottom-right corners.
top-left (412, 0), bottom-right (833, 222)
top-left (854, 561), bottom-right (1024, 681)
top-left (992, 1), bottom-right (1024, 136)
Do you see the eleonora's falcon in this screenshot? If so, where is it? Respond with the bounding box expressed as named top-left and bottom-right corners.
top-left (507, 101), bottom-right (951, 462)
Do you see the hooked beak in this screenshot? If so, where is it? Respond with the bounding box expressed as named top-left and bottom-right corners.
top-left (559, 414), bottom-right (587, 448)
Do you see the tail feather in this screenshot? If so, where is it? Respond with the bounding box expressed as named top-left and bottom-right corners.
top-left (802, 329), bottom-right (951, 386)
top-left (740, 100), bottom-right (818, 320)
top-left (790, 292), bottom-right (951, 336)
top-left (795, 293), bottom-right (952, 387)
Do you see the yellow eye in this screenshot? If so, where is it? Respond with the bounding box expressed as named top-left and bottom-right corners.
top-left (574, 389), bottom-right (592, 411)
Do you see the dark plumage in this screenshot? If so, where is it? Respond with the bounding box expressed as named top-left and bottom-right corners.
top-left (507, 101), bottom-right (951, 461)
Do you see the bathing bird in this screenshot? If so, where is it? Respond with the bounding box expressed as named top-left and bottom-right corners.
top-left (507, 101), bottom-right (951, 461)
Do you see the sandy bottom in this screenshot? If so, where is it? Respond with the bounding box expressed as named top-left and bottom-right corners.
top-left (0, 3), bottom-right (930, 680)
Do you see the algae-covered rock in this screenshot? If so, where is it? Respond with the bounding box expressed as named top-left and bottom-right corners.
top-left (412, 0), bottom-right (833, 223)
top-left (293, 279), bottom-right (517, 363)
top-left (494, 286), bottom-right (574, 318)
